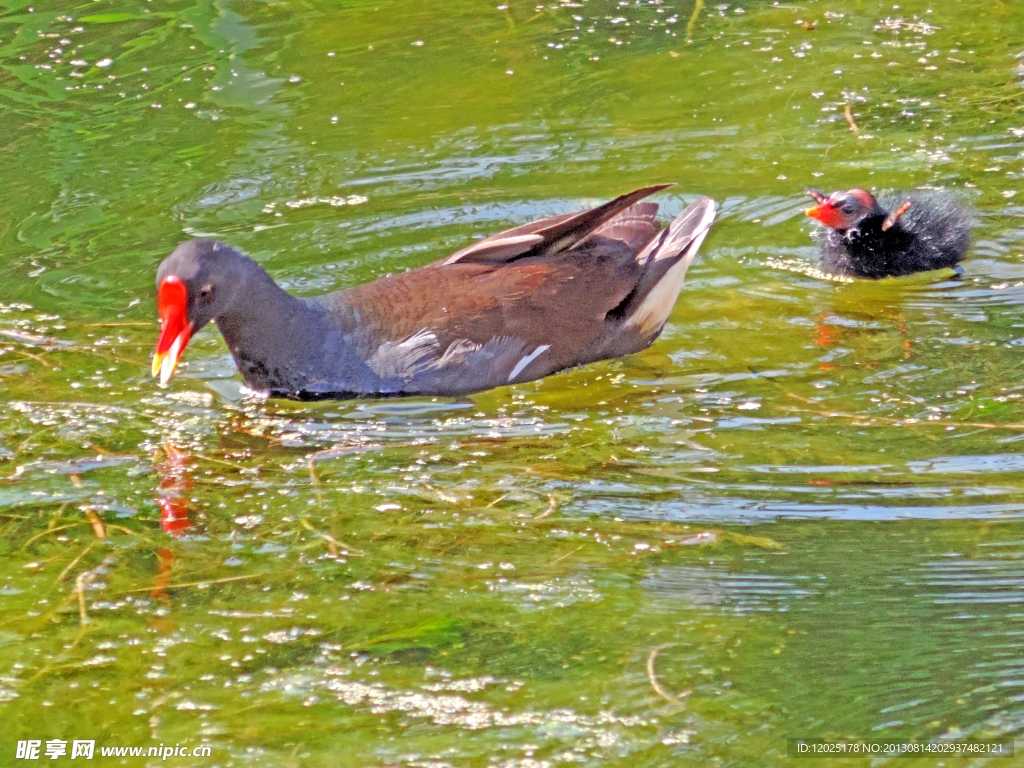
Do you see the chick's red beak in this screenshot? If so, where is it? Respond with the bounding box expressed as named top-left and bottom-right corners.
top-left (151, 276), bottom-right (193, 386)
top-left (805, 200), bottom-right (847, 229)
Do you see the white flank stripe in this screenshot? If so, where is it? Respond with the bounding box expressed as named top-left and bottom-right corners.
top-left (399, 329), bottom-right (437, 350)
top-left (507, 344), bottom-right (550, 382)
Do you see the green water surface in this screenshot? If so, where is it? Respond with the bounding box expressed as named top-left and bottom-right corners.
top-left (2, 0), bottom-right (1024, 765)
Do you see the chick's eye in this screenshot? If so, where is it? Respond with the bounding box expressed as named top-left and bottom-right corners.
top-left (200, 285), bottom-right (213, 299)
top-left (841, 205), bottom-right (855, 215)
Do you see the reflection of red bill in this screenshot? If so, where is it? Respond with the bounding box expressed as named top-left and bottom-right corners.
top-left (814, 323), bottom-right (835, 347)
top-left (156, 444), bottom-right (192, 537)
top-left (151, 276), bottom-right (192, 386)
top-left (158, 498), bottom-right (191, 535)
top-left (151, 546), bottom-right (176, 602)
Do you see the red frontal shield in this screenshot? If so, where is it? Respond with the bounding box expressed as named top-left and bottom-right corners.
top-left (151, 276), bottom-right (193, 385)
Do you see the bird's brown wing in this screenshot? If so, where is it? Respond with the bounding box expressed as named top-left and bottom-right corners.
top-left (442, 184), bottom-right (671, 265)
top-left (317, 185), bottom-right (703, 393)
top-left (339, 241), bottom-right (641, 363)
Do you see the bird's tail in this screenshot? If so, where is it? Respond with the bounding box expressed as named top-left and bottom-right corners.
top-left (618, 196), bottom-right (717, 339)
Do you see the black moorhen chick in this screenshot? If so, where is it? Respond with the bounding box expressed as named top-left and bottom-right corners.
top-left (152, 185), bottom-right (717, 400)
top-left (804, 187), bottom-right (972, 278)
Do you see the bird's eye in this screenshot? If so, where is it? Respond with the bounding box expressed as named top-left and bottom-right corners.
top-left (200, 285), bottom-right (213, 299)
top-left (841, 205), bottom-right (855, 215)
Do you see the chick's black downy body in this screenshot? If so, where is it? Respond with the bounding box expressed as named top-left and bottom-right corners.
top-left (806, 188), bottom-right (972, 279)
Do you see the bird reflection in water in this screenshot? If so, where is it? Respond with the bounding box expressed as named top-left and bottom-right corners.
top-left (155, 443), bottom-right (191, 536)
top-left (152, 443), bottom-right (191, 604)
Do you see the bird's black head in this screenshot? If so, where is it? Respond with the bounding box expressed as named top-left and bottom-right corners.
top-left (152, 239), bottom-right (252, 385)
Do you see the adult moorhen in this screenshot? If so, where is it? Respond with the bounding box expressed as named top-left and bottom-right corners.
top-left (804, 187), bottom-right (972, 278)
top-left (151, 185), bottom-right (717, 400)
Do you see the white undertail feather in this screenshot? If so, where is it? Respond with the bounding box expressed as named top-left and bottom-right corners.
top-left (626, 199), bottom-right (717, 338)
